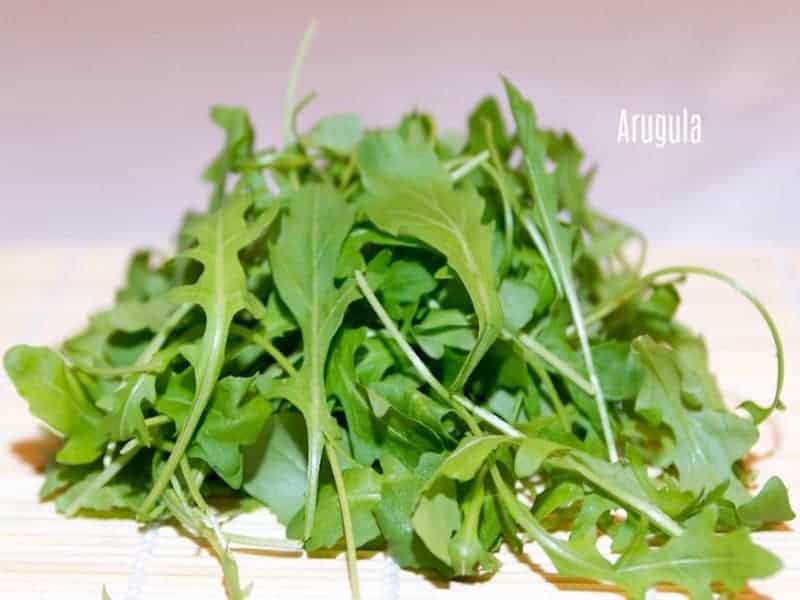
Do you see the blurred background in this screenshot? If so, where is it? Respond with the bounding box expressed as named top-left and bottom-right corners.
top-left (1, 0), bottom-right (798, 247)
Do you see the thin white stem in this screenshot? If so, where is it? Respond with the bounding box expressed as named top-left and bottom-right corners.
top-left (453, 393), bottom-right (522, 438)
top-left (355, 271), bottom-right (448, 399)
top-left (356, 270), bottom-right (684, 536)
top-left (284, 21), bottom-right (317, 144)
top-left (509, 330), bottom-right (594, 396)
top-left (518, 215), bottom-right (563, 298)
top-left (356, 270), bottom-right (523, 439)
top-left (326, 443), bottom-right (361, 600)
top-left (223, 532), bottom-right (303, 552)
top-left (523, 206), bottom-right (616, 461)
top-left (450, 150), bottom-right (490, 181)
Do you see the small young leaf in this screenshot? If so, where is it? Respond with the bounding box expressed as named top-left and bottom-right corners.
top-left (737, 476), bottom-right (795, 528)
top-left (307, 114), bottom-right (363, 155)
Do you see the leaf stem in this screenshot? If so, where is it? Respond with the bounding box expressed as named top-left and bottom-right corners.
top-left (489, 464), bottom-right (619, 585)
top-left (284, 21), bottom-right (317, 145)
top-left (517, 213), bottom-right (563, 297)
top-left (507, 330), bottom-right (594, 396)
top-left (355, 270), bottom-right (514, 437)
top-left (163, 488), bottom-right (249, 600)
top-left (230, 324), bottom-right (298, 375)
top-left (355, 271), bottom-right (448, 399)
top-left (142, 304), bottom-right (194, 362)
top-left (580, 265), bottom-right (785, 415)
top-left (144, 415), bottom-right (171, 428)
top-left (180, 457), bottom-right (209, 513)
top-left (356, 269), bottom-right (685, 537)
top-left (480, 126), bottom-right (514, 280)
top-left (549, 455), bottom-right (684, 537)
top-left (223, 532), bottom-right (303, 552)
top-left (526, 355), bottom-right (570, 431)
top-left (506, 83), bottom-right (616, 461)
top-left (552, 255), bottom-right (616, 462)
top-left (139, 314), bottom-right (229, 518)
top-left (325, 443), bottom-right (361, 600)
top-left (450, 150), bottom-right (489, 181)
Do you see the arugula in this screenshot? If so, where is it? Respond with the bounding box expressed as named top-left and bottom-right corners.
top-left (243, 411), bottom-right (308, 524)
top-left (139, 193), bottom-right (278, 516)
top-left (633, 336), bottom-right (757, 497)
top-left (327, 328), bottom-right (382, 465)
top-left (3, 47), bottom-right (792, 600)
top-left (358, 131), bottom-right (504, 391)
top-left (269, 183), bottom-right (359, 541)
top-left (4, 346), bottom-right (107, 464)
top-left (155, 373), bottom-right (272, 488)
top-left (504, 78), bottom-right (617, 462)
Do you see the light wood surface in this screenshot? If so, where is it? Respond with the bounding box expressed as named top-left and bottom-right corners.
top-left (1, 244), bottom-right (799, 599)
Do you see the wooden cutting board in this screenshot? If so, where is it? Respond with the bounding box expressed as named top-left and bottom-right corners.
top-left (1, 244), bottom-right (798, 599)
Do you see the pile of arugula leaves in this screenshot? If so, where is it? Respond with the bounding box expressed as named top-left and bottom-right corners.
top-left (4, 73), bottom-right (794, 599)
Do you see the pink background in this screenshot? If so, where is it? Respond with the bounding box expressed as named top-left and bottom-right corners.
top-left (2, 1), bottom-right (798, 246)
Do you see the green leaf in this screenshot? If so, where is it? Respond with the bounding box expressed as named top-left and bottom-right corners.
top-left (374, 453), bottom-right (446, 571)
top-left (270, 183), bottom-right (359, 538)
top-left (585, 227), bottom-right (633, 261)
top-left (426, 434), bottom-right (560, 484)
top-left (192, 377), bottom-right (272, 488)
top-left (358, 131), bottom-right (503, 389)
top-left (141, 193), bottom-right (278, 515)
top-left (307, 114), bottom-right (363, 155)
top-left (504, 77), bottom-right (616, 462)
top-left (379, 259), bottom-right (437, 316)
top-left (99, 297), bottom-right (175, 333)
top-left (156, 373), bottom-right (272, 488)
top-left (737, 476), bottom-right (795, 528)
top-left (412, 477), bottom-right (461, 566)
top-left (673, 333), bottom-right (724, 410)
top-left (499, 278), bottom-right (538, 331)
top-left (412, 309), bottom-right (476, 360)
top-left (288, 465), bottom-right (382, 550)
top-left (55, 451), bottom-right (149, 515)
top-left (467, 96), bottom-right (510, 156)
top-left (513, 438), bottom-right (563, 478)
top-left (433, 435), bottom-right (509, 482)
top-left (4, 345), bottom-right (106, 464)
top-left (367, 375), bottom-right (457, 443)
top-left (633, 336), bottom-right (758, 495)
top-left (492, 468), bottom-right (619, 586)
top-left (616, 508), bottom-right (782, 600)
top-left (105, 374), bottom-right (156, 446)
top-left (591, 341), bottom-right (643, 401)
top-left (204, 106), bottom-right (255, 209)
top-left (243, 412), bottom-right (308, 524)
top-left (115, 250), bottom-right (172, 302)
top-left (327, 328), bottom-right (382, 465)
top-left (40, 462), bottom-right (95, 499)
